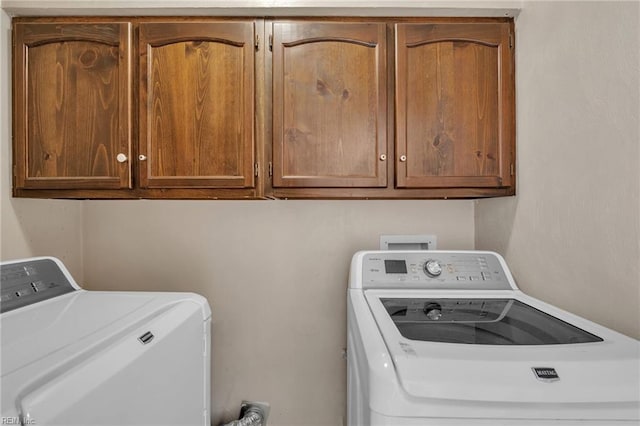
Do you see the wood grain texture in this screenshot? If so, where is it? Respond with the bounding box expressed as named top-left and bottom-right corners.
top-left (395, 22), bottom-right (514, 188)
top-left (272, 21), bottom-right (387, 188)
top-left (12, 17), bottom-right (515, 200)
top-left (139, 21), bottom-right (255, 189)
top-left (14, 22), bottom-right (131, 189)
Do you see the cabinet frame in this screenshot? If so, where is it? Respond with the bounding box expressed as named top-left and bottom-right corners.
top-left (12, 17), bottom-right (515, 200)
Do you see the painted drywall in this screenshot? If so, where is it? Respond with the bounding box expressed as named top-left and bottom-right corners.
top-left (476, 1), bottom-right (640, 339)
top-left (81, 200), bottom-right (474, 425)
top-left (0, 9), bottom-right (84, 276)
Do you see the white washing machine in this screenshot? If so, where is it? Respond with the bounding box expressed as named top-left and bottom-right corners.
top-left (347, 250), bottom-right (640, 425)
top-left (1, 257), bottom-right (211, 426)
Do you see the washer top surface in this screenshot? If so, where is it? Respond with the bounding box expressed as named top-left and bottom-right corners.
top-left (2, 290), bottom-right (168, 375)
top-left (365, 288), bottom-right (640, 404)
top-left (348, 250), bottom-right (640, 407)
top-left (0, 257), bottom-right (211, 378)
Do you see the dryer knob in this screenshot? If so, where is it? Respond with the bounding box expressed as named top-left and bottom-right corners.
top-left (424, 259), bottom-right (443, 277)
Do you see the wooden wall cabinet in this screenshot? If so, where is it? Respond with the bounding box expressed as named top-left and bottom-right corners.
top-left (395, 22), bottom-right (514, 190)
top-left (139, 21), bottom-right (256, 190)
top-left (271, 21), bottom-right (387, 189)
top-left (269, 19), bottom-right (514, 198)
top-left (12, 17), bottom-right (514, 200)
top-left (13, 18), bottom-right (262, 199)
top-left (13, 22), bottom-right (132, 190)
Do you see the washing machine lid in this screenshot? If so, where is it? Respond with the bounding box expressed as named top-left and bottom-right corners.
top-left (0, 290), bottom-right (207, 376)
top-left (379, 297), bottom-right (603, 345)
top-left (366, 289), bottom-right (640, 405)
top-left (1, 256), bottom-right (209, 376)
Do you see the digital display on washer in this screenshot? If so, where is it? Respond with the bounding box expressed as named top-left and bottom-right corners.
top-left (384, 260), bottom-right (407, 274)
top-left (381, 298), bottom-right (603, 345)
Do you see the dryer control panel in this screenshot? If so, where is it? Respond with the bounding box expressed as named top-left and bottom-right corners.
top-left (361, 252), bottom-right (512, 290)
top-left (1, 258), bottom-right (77, 313)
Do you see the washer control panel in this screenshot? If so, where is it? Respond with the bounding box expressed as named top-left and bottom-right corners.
top-left (1, 258), bottom-right (77, 313)
top-left (362, 252), bottom-right (512, 290)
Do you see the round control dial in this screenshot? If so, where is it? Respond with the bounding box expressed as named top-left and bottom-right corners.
top-left (424, 259), bottom-right (443, 277)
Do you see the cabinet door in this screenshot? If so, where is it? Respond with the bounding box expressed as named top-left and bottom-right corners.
top-left (139, 21), bottom-right (255, 189)
top-left (13, 22), bottom-right (132, 189)
top-left (272, 22), bottom-right (387, 188)
top-left (395, 23), bottom-right (514, 188)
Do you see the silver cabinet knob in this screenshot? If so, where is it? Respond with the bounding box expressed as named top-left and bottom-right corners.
top-left (138, 155), bottom-right (147, 161)
top-left (379, 154), bottom-right (387, 161)
top-left (399, 155), bottom-right (407, 162)
top-left (116, 153), bottom-right (128, 163)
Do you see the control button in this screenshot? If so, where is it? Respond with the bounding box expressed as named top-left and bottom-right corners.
top-left (424, 259), bottom-right (443, 277)
top-left (469, 276), bottom-right (482, 281)
top-left (30, 281), bottom-right (47, 292)
top-left (412, 276), bottom-right (420, 281)
top-left (15, 289), bottom-right (31, 297)
top-left (481, 272), bottom-right (492, 280)
top-left (456, 276), bottom-right (468, 281)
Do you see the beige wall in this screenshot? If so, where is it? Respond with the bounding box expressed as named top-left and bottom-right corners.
top-left (81, 200), bottom-right (474, 425)
top-left (476, 1), bottom-right (640, 339)
top-left (0, 10), bottom-right (84, 277)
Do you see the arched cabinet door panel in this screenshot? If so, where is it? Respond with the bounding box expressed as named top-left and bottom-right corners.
top-left (14, 22), bottom-right (132, 190)
top-left (395, 22), bottom-right (515, 189)
top-left (272, 21), bottom-right (388, 188)
top-left (139, 21), bottom-right (256, 189)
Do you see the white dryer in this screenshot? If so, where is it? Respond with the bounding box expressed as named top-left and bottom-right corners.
top-left (1, 257), bottom-right (211, 426)
top-left (347, 250), bottom-right (640, 425)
